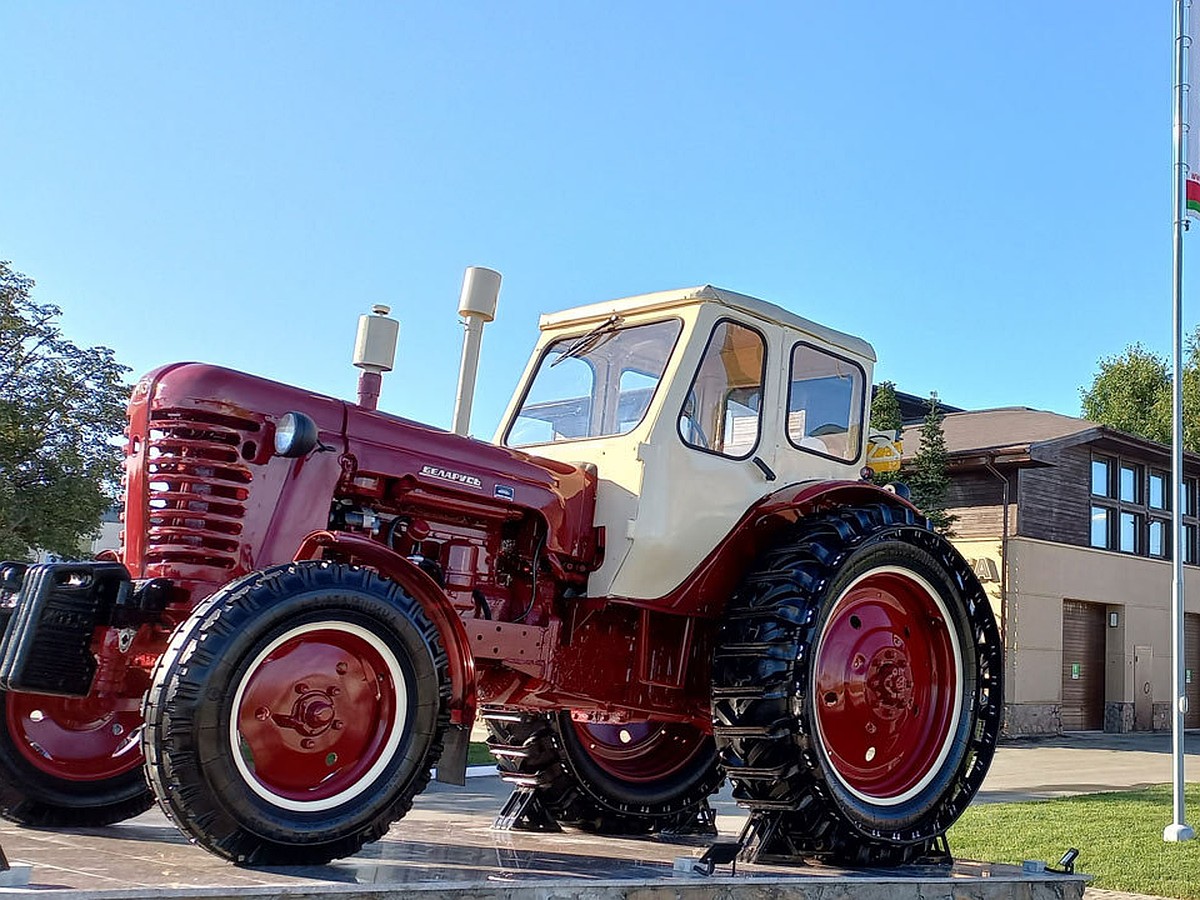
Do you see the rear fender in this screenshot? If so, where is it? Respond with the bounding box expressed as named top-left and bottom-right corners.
top-left (657, 480), bottom-right (922, 617)
top-left (293, 531), bottom-right (477, 734)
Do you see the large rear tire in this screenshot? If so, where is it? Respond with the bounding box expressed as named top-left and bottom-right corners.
top-left (487, 710), bottom-right (720, 833)
top-left (142, 562), bottom-right (450, 865)
top-left (712, 504), bottom-right (1001, 865)
top-left (0, 691), bottom-right (151, 826)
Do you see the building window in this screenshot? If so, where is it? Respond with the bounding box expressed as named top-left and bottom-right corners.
top-left (1119, 511), bottom-right (1142, 553)
top-left (1120, 464), bottom-right (1142, 503)
top-left (1150, 470), bottom-right (1167, 510)
top-left (1090, 454), bottom-right (1198, 562)
top-left (1092, 457), bottom-right (1114, 497)
top-left (1091, 506), bottom-right (1113, 549)
top-left (1149, 518), bottom-right (1168, 558)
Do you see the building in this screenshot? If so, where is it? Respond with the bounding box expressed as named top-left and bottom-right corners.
top-left (902, 407), bottom-right (1200, 735)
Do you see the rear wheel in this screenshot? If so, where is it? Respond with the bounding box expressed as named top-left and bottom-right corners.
top-left (487, 710), bottom-right (720, 833)
top-left (712, 504), bottom-right (1001, 865)
top-left (142, 562), bottom-right (449, 865)
top-left (0, 691), bottom-right (151, 826)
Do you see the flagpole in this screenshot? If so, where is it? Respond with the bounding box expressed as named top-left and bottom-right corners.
top-left (1165, 0), bottom-right (1194, 844)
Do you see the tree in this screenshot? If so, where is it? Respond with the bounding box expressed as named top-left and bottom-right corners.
top-left (0, 262), bottom-right (130, 560)
top-left (1080, 332), bottom-right (1200, 452)
top-left (870, 381), bottom-right (902, 433)
top-left (907, 392), bottom-right (956, 535)
top-left (869, 381), bottom-right (904, 485)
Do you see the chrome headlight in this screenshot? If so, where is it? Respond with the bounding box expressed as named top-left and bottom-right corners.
top-left (274, 412), bottom-right (319, 458)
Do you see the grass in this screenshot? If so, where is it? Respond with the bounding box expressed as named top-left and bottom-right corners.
top-left (949, 784), bottom-right (1200, 900)
top-left (467, 741), bottom-right (495, 766)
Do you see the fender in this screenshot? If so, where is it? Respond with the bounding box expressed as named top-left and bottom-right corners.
top-left (650, 479), bottom-right (921, 617)
top-left (293, 530), bottom-right (477, 735)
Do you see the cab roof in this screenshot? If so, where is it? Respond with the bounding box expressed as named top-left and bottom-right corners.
top-left (538, 285), bottom-right (876, 362)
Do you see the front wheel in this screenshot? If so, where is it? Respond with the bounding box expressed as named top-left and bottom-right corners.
top-left (0, 691), bottom-right (151, 826)
top-left (712, 504), bottom-right (1002, 864)
top-left (142, 562), bottom-right (450, 865)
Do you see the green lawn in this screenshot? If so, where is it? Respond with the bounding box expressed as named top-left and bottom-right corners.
top-left (467, 741), bottom-right (495, 766)
top-left (949, 784), bottom-right (1200, 900)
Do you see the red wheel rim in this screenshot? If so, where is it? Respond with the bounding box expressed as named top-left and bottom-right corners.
top-left (5, 694), bottom-right (143, 781)
top-left (231, 620), bottom-right (406, 810)
top-left (812, 567), bottom-right (962, 804)
top-left (570, 719), bottom-right (708, 784)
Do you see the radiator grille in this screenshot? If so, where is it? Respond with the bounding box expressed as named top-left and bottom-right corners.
top-left (143, 409), bottom-right (259, 570)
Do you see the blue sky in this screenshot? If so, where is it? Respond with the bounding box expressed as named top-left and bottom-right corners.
top-left (0, 4), bottom-right (1181, 434)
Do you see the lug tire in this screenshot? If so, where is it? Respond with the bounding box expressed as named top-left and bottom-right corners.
top-left (0, 691), bottom-right (152, 826)
top-left (712, 504), bottom-right (1002, 865)
top-left (487, 710), bottom-right (721, 833)
top-left (142, 562), bottom-right (450, 865)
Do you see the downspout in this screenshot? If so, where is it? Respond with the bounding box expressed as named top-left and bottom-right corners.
top-left (984, 459), bottom-right (1010, 657)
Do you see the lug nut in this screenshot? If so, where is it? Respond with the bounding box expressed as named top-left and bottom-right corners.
top-left (301, 738), bottom-right (316, 749)
top-left (255, 707), bottom-right (271, 721)
top-left (328, 686), bottom-right (341, 697)
top-left (332, 720), bottom-right (344, 731)
top-left (296, 683), bottom-right (309, 694)
top-left (336, 662), bottom-right (349, 675)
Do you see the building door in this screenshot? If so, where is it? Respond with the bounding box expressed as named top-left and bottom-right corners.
top-left (1187, 614), bottom-right (1200, 729)
top-left (1135, 646), bottom-right (1153, 731)
top-left (1062, 600), bottom-right (1106, 731)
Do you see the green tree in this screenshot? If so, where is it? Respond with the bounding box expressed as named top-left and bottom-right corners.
top-left (1079, 343), bottom-right (1173, 446)
top-left (869, 381), bottom-right (904, 485)
top-left (870, 381), bottom-right (903, 432)
top-left (1080, 332), bottom-right (1200, 452)
top-left (0, 262), bottom-right (130, 559)
top-left (907, 392), bottom-right (956, 535)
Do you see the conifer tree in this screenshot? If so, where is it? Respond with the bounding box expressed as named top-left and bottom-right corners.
top-left (869, 381), bottom-right (903, 484)
top-left (870, 381), bottom-right (902, 433)
top-left (907, 392), bottom-right (956, 535)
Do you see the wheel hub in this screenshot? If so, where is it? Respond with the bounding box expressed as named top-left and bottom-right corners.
top-left (230, 621), bottom-right (408, 811)
top-left (273, 690), bottom-right (338, 737)
top-left (813, 567), bottom-right (962, 804)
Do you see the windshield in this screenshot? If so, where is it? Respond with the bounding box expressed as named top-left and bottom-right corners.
top-left (505, 319), bottom-right (683, 447)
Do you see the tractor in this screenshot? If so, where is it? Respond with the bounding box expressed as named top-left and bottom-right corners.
top-left (0, 273), bottom-right (1001, 867)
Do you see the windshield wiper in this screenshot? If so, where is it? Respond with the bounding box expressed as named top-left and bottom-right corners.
top-left (549, 314), bottom-right (624, 367)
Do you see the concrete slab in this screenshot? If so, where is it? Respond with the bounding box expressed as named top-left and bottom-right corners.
top-left (9, 731), bottom-right (1182, 899)
top-left (0, 773), bottom-right (1092, 900)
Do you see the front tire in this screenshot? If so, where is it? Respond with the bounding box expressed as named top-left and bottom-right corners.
top-left (712, 504), bottom-right (1001, 864)
top-left (142, 562), bottom-right (450, 865)
top-left (0, 691), bottom-right (151, 827)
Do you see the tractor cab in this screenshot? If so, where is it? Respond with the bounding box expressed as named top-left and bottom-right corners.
top-left (496, 285), bottom-right (876, 599)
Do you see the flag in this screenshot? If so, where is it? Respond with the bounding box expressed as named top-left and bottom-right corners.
top-left (1190, 0), bottom-right (1200, 216)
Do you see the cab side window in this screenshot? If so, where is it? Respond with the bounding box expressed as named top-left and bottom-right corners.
top-left (678, 320), bottom-right (766, 459)
top-left (787, 343), bottom-right (864, 462)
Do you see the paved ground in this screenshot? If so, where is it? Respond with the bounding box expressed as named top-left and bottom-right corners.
top-left (0, 731), bottom-right (1194, 898)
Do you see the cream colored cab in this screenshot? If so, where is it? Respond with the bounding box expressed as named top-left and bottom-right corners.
top-left (495, 286), bottom-right (876, 600)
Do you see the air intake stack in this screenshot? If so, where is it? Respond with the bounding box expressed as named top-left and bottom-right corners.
top-left (353, 304), bottom-right (399, 410)
top-left (451, 266), bottom-right (502, 436)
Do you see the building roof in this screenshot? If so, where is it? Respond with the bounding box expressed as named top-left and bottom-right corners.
top-left (902, 407), bottom-right (1097, 459)
top-left (901, 406), bottom-right (1200, 470)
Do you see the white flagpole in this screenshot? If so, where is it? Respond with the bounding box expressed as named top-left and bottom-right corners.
top-left (1165, 0), bottom-right (1195, 844)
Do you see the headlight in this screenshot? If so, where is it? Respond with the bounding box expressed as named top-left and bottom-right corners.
top-left (274, 412), bottom-right (319, 458)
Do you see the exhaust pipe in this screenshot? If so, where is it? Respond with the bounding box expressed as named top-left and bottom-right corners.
top-left (353, 304), bottom-right (399, 410)
top-left (451, 266), bottom-right (502, 436)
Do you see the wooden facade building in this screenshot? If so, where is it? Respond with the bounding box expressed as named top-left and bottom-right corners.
top-left (902, 408), bottom-right (1200, 734)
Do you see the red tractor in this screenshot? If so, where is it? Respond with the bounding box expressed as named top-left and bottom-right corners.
top-left (0, 274), bottom-right (1001, 867)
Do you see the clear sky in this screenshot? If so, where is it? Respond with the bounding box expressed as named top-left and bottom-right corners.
top-left (0, 4), bottom-right (1182, 435)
